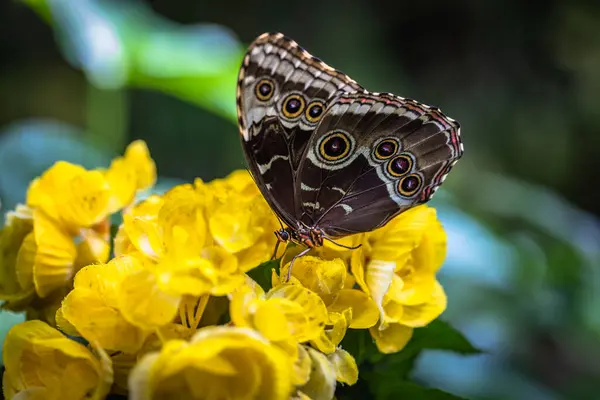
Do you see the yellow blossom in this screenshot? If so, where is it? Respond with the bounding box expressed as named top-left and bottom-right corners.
top-left (59, 255), bottom-right (151, 353)
top-left (206, 170), bottom-right (282, 269)
top-left (115, 184), bottom-right (245, 328)
top-left (351, 205), bottom-right (448, 353)
top-left (276, 256), bottom-right (378, 353)
top-left (328, 347), bottom-right (359, 385)
top-left (0, 146), bottom-right (454, 399)
top-left (128, 326), bottom-right (294, 400)
top-left (297, 346), bottom-right (337, 400)
top-left (230, 275), bottom-right (328, 345)
top-left (2, 320), bottom-right (112, 400)
top-left (113, 194), bottom-right (163, 257)
top-left (114, 172), bottom-right (283, 329)
top-left (0, 140), bottom-right (156, 309)
top-left (0, 205), bottom-right (36, 305)
top-left (105, 140), bottom-right (156, 213)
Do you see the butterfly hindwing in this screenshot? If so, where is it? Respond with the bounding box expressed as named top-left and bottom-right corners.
top-left (295, 92), bottom-right (463, 237)
top-left (236, 32), bottom-right (363, 225)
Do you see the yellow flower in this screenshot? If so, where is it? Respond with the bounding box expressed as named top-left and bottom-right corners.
top-left (59, 255), bottom-right (151, 353)
top-left (128, 326), bottom-right (294, 400)
top-left (296, 346), bottom-right (337, 400)
top-left (0, 205), bottom-right (36, 305)
top-left (116, 184), bottom-right (246, 329)
top-left (206, 170), bottom-right (281, 270)
top-left (351, 205), bottom-right (448, 353)
top-left (328, 347), bottom-right (359, 385)
top-left (26, 162), bottom-right (111, 230)
top-left (0, 141), bottom-right (156, 305)
top-left (276, 256), bottom-right (379, 353)
top-left (114, 171), bottom-right (282, 330)
top-left (113, 194), bottom-right (163, 257)
top-left (230, 275), bottom-right (329, 345)
top-left (105, 140), bottom-right (156, 213)
top-left (0, 141), bottom-right (454, 399)
top-left (2, 320), bottom-right (112, 400)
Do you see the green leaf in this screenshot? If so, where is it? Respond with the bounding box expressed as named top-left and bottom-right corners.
top-left (405, 320), bottom-right (482, 356)
top-left (340, 328), bottom-right (379, 366)
top-left (369, 381), bottom-right (468, 400)
top-left (344, 320), bottom-right (480, 398)
top-left (246, 259), bottom-right (279, 292)
top-left (24, 0), bottom-right (244, 124)
top-left (367, 320), bottom-right (481, 367)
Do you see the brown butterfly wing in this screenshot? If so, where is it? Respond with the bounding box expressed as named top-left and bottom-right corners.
top-left (236, 32), bottom-right (363, 226)
top-left (295, 92), bottom-right (463, 237)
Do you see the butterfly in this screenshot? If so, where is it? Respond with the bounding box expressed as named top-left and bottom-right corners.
top-left (236, 33), bottom-right (463, 268)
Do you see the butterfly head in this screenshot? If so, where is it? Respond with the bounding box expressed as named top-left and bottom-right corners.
top-left (274, 226), bottom-right (324, 248)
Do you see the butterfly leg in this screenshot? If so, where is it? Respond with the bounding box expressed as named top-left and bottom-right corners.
top-left (271, 240), bottom-right (281, 260)
top-left (323, 236), bottom-right (362, 250)
top-left (286, 247), bottom-right (311, 282)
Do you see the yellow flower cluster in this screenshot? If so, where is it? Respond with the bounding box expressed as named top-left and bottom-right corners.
top-left (0, 141), bottom-right (449, 400)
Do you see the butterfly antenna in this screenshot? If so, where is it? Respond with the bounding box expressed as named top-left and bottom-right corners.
top-left (286, 247), bottom-right (311, 282)
top-left (323, 236), bottom-right (362, 250)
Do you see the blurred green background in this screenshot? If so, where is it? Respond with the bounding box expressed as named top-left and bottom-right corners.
top-left (1, 0), bottom-right (600, 399)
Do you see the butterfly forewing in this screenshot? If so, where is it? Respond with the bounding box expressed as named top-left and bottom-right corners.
top-left (236, 32), bottom-right (363, 226)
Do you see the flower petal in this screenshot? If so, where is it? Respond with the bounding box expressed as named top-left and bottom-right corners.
top-left (365, 259), bottom-right (396, 328)
top-left (2, 320), bottom-right (112, 400)
top-left (62, 287), bottom-right (149, 353)
top-left (281, 256), bottom-right (346, 306)
top-left (298, 347), bottom-right (336, 400)
top-left (267, 284), bottom-right (329, 343)
top-left (124, 140), bottom-right (156, 191)
top-left (15, 232), bottom-right (36, 291)
top-left (57, 169), bottom-right (111, 228)
top-left (328, 347), bottom-right (358, 385)
top-left (311, 310), bottom-right (350, 354)
top-left (32, 210), bottom-right (76, 298)
top-left (328, 289), bottom-right (379, 329)
top-left (129, 326), bottom-right (293, 400)
top-left (369, 323), bottom-right (414, 354)
top-left (26, 162), bottom-right (86, 217)
top-left (74, 227), bottom-right (111, 268)
top-left (292, 344), bottom-right (312, 386)
top-left (105, 156), bottom-right (138, 213)
top-left (254, 300), bottom-right (293, 342)
top-left (0, 206), bottom-right (34, 299)
top-left (398, 280), bottom-right (447, 327)
top-left (209, 196), bottom-right (267, 253)
top-left (412, 216), bottom-right (447, 274)
top-left (119, 269), bottom-right (181, 329)
top-left (366, 205), bottom-right (433, 261)
top-left (123, 215), bottom-right (163, 260)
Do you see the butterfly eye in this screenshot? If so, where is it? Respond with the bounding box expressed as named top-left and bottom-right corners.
top-left (374, 139), bottom-right (398, 160)
top-left (255, 79), bottom-right (274, 101)
top-left (398, 174), bottom-right (422, 197)
top-left (319, 131), bottom-right (351, 161)
top-left (305, 100), bottom-right (325, 123)
top-left (282, 94), bottom-right (305, 119)
top-left (387, 154), bottom-right (413, 177)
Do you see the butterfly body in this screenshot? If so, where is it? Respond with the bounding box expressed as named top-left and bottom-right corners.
top-left (274, 225), bottom-right (323, 248)
top-left (236, 33), bottom-right (464, 254)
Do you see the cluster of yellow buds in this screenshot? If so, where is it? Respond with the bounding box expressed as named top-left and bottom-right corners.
top-left (0, 141), bottom-right (448, 400)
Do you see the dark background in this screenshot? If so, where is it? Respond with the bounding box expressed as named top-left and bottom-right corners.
top-left (1, 0), bottom-right (599, 399)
